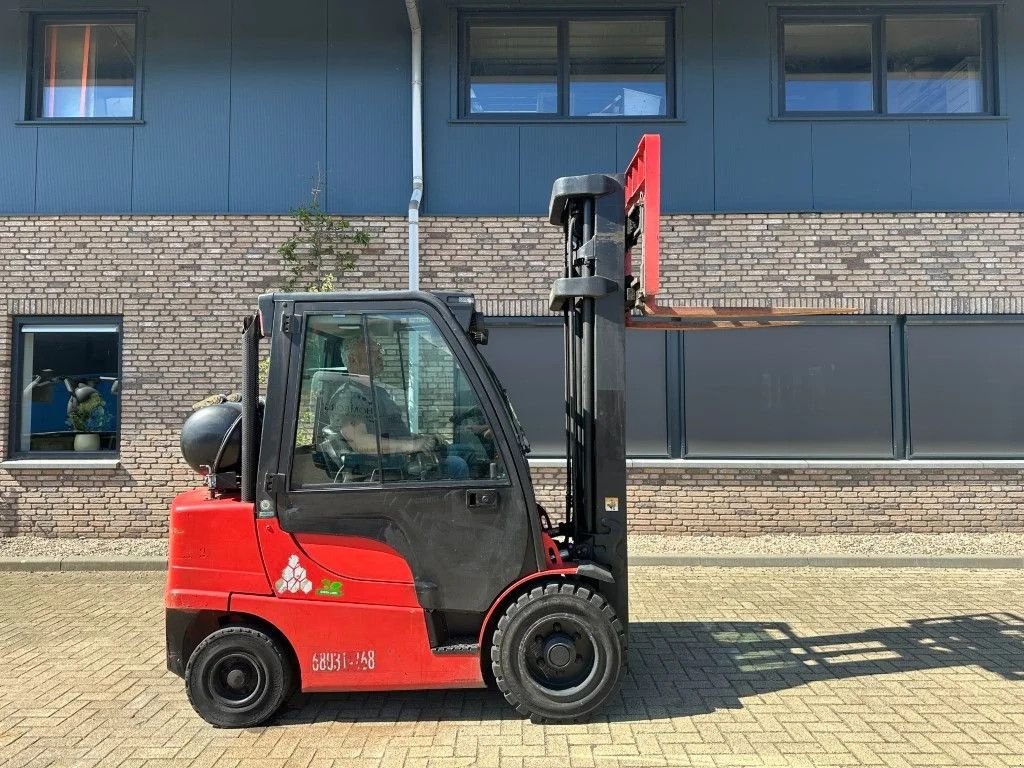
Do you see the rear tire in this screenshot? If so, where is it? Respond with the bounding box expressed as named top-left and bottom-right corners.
top-left (185, 626), bottom-right (293, 728)
top-left (491, 582), bottom-right (625, 723)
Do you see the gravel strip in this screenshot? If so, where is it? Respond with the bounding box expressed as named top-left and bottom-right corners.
top-left (0, 537), bottom-right (167, 559)
top-left (1, 532), bottom-right (1022, 560)
top-left (631, 532), bottom-right (1024, 557)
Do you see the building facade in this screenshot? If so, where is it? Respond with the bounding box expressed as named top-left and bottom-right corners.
top-left (2, 0), bottom-right (1024, 537)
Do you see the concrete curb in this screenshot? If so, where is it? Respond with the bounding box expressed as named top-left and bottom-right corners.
top-left (0, 557), bottom-right (167, 572)
top-left (630, 554), bottom-right (1024, 569)
top-left (1, 555), bottom-right (1022, 572)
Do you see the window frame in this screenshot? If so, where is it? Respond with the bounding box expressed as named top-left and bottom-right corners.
top-left (23, 11), bottom-right (146, 124)
top-left (773, 5), bottom-right (998, 119)
top-left (456, 8), bottom-right (680, 122)
top-left (8, 315), bottom-right (124, 461)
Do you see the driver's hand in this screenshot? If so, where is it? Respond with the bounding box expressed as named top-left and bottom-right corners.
top-left (468, 424), bottom-right (493, 439)
top-left (415, 435), bottom-right (440, 452)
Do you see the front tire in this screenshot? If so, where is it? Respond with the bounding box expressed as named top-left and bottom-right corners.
top-left (185, 626), bottom-right (293, 728)
top-left (491, 582), bottom-right (625, 723)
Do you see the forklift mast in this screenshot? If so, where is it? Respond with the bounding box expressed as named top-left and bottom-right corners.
top-left (543, 134), bottom-right (852, 626)
top-left (548, 171), bottom-right (629, 624)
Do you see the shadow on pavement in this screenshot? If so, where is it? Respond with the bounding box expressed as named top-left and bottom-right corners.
top-left (278, 612), bottom-right (1024, 725)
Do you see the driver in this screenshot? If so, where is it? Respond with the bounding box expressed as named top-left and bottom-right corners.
top-left (330, 339), bottom-right (469, 479)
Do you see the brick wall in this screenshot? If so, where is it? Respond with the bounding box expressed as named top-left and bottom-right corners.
top-left (530, 466), bottom-right (1024, 536)
top-left (659, 212), bottom-right (1024, 315)
top-left (1, 211), bottom-right (1022, 537)
top-left (433, 211), bottom-right (1024, 316)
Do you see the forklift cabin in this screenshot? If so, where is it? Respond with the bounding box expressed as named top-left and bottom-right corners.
top-left (257, 291), bottom-right (556, 642)
top-left (166, 135), bottom-right (848, 728)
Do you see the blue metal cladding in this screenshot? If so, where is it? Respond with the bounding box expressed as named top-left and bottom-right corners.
top-left (228, 0), bottom-right (328, 213)
top-left (420, 5), bottom-right (521, 216)
top-left (811, 123), bottom-right (912, 211)
top-left (326, 1), bottom-right (411, 214)
top-left (517, 125), bottom-right (618, 214)
top-left (2, 0), bottom-right (411, 215)
top-left (35, 126), bottom-right (133, 212)
top-left (0, 8), bottom-right (37, 212)
top-left (426, 0), bottom-right (1024, 214)
top-left (1010, 2), bottom-right (1024, 208)
top-left (131, 0), bottom-right (231, 212)
top-left (710, 0), bottom-right (814, 211)
top-left (910, 122), bottom-right (1011, 210)
top-left (2, 0), bottom-right (1024, 215)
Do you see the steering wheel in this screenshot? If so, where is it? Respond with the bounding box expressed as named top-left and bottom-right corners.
top-left (320, 426), bottom-right (361, 483)
top-left (406, 446), bottom-right (441, 480)
top-left (320, 427), bottom-right (345, 470)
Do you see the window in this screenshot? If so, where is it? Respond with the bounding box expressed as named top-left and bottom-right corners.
top-left (886, 16), bottom-right (985, 114)
top-left (291, 312), bottom-right (505, 487)
top-left (10, 318), bottom-right (121, 457)
top-left (482, 320), bottom-right (670, 457)
top-left (778, 9), bottom-right (993, 116)
top-left (569, 19), bottom-right (669, 117)
top-left (461, 12), bottom-right (674, 119)
top-left (783, 20), bottom-right (874, 112)
top-left (29, 15), bottom-right (140, 121)
top-left (905, 319), bottom-right (1024, 458)
top-left (682, 323), bottom-right (896, 459)
top-left (467, 24), bottom-right (558, 115)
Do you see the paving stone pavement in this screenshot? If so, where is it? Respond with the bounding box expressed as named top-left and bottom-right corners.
top-left (1, 567), bottom-right (1022, 768)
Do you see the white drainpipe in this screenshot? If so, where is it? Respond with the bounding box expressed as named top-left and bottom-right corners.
top-left (405, 0), bottom-right (423, 291)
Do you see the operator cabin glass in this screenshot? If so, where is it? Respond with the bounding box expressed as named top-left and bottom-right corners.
top-left (291, 312), bottom-right (505, 487)
top-left (783, 21), bottom-right (874, 112)
top-left (367, 313), bottom-right (506, 483)
top-left (886, 16), bottom-right (984, 114)
top-left (468, 24), bottom-right (558, 114)
top-left (36, 21), bottom-right (136, 119)
top-left (569, 19), bottom-right (668, 117)
top-left (16, 323), bottom-right (120, 454)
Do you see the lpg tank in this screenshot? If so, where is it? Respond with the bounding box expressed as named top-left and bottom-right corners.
top-left (180, 401), bottom-right (243, 475)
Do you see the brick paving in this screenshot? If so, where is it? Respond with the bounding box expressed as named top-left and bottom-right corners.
top-left (1, 567), bottom-right (1022, 768)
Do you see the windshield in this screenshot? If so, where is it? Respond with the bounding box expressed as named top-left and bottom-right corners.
top-left (478, 353), bottom-right (532, 455)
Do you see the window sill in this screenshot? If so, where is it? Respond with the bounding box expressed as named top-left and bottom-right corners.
top-left (450, 117), bottom-right (685, 126)
top-left (1, 458), bottom-right (121, 470)
top-left (529, 458), bottom-right (1024, 470)
top-left (16, 119), bottom-right (144, 126)
top-left (769, 114), bottom-right (1007, 123)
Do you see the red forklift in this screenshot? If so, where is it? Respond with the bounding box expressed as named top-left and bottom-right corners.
top-left (166, 136), bottom-right (842, 727)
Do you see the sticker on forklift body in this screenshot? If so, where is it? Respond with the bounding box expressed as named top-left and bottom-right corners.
top-left (604, 497), bottom-right (620, 512)
top-left (275, 554), bottom-right (313, 595)
top-left (311, 650), bottom-right (376, 673)
top-left (316, 579), bottom-right (343, 597)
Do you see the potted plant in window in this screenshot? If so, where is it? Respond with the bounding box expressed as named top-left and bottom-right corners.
top-left (66, 384), bottom-right (112, 451)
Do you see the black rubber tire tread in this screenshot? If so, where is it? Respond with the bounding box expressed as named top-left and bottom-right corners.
top-left (185, 625), bottom-right (293, 728)
top-left (490, 581), bottom-right (626, 724)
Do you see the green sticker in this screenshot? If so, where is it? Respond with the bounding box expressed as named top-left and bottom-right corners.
top-left (316, 579), bottom-right (343, 597)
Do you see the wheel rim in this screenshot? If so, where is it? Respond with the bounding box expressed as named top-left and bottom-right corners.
top-left (521, 614), bottom-right (599, 694)
top-left (206, 651), bottom-right (267, 710)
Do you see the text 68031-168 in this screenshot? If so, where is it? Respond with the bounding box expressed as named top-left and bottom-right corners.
top-left (311, 650), bottom-right (376, 672)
